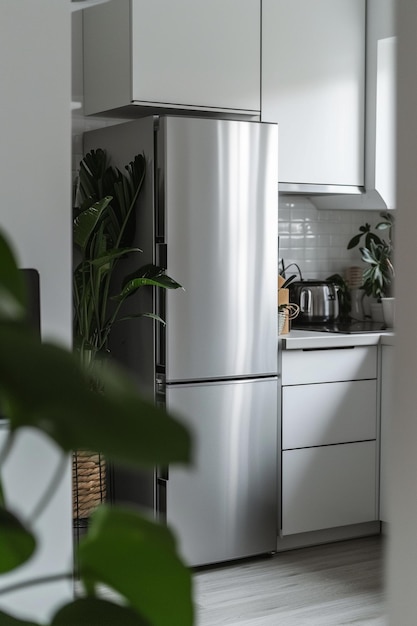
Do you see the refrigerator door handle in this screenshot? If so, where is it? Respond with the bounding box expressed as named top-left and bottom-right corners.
top-left (155, 282), bottom-right (166, 372)
top-left (156, 242), bottom-right (167, 267)
top-left (157, 470), bottom-right (168, 521)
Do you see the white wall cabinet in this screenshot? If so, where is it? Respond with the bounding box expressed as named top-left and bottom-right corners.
top-left (262, 0), bottom-right (365, 190)
top-left (83, 0), bottom-right (260, 116)
top-left (280, 346), bottom-right (379, 536)
top-left (313, 0), bottom-right (397, 210)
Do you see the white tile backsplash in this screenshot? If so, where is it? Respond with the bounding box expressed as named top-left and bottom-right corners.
top-left (279, 195), bottom-right (380, 280)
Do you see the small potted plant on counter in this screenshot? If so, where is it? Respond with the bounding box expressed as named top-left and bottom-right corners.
top-left (347, 211), bottom-right (395, 325)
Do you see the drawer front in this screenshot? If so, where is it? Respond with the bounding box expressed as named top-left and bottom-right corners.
top-left (282, 441), bottom-right (377, 535)
top-left (282, 379), bottom-right (377, 449)
top-left (282, 346), bottom-right (377, 385)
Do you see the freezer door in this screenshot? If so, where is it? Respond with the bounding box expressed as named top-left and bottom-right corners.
top-left (161, 117), bottom-right (278, 381)
top-left (165, 378), bottom-right (278, 567)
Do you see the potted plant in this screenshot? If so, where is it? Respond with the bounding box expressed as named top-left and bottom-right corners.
top-left (347, 211), bottom-right (395, 323)
top-left (73, 148), bottom-right (182, 369)
top-left (73, 148), bottom-right (182, 520)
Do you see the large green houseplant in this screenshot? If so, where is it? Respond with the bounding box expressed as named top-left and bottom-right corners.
top-left (73, 148), bottom-right (182, 370)
top-left (73, 149), bottom-right (182, 519)
top-left (0, 230), bottom-right (193, 625)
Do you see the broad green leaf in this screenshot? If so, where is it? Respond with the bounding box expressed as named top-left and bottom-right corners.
top-left (51, 598), bottom-right (150, 626)
top-left (0, 507), bottom-right (36, 573)
top-left (113, 264), bottom-right (183, 302)
top-left (118, 312), bottom-right (166, 325)
top-left (346, 233), bottom-right (362, 250)
top-left (113, 274), bottom-right (182, 302)
top-left (0, 232), bottom-right (26, 321)
top-left (360, 247), bottom-right (378, 265)
top-left (0, 610), bottom-right (40, 626)
top-left (89, 247), bottom-right (142, 267)
top-left (79, 507), bottom-right (194, 626)
top-left (73, 196), bottom-right (113, 251)
top-left (365, 232), bottom-right (382, 249)
top-left (0, 325), bottom-right (191, 469)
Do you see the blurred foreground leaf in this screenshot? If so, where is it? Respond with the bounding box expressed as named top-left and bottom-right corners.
top-left (0, 507), bottom-right (36, 574)
top-left (79, 506), bottom-right (194, 626)
top-left (0, 325), bottom-right (191, 469)
top-left (51, 598), bottom-right (150, 625)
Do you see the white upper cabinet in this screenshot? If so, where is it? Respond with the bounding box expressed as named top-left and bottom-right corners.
top-left (262, 0), bottom-right (365, 190)
top-left (83, 0), bottom-right (260, 116)
top-left (313, 0), bottom-right (397, 209)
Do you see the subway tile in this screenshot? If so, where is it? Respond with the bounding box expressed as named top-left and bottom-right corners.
top-left (276, 195), bottom-right (383, 279)
top-left (290, 223), bottom-right (305, 235)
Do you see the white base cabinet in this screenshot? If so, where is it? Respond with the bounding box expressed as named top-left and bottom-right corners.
top-left (280, 346), bottom-right (379, 536)
top-left (283, 379), bottom-right (377, 450)
top-left (84, 0), bottom-right (260, 116)
top-left (282, 441), bottom-right (377, 535)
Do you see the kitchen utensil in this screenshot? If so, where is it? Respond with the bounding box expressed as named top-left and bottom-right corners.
top-left (289, 279), bottom-right (340, 323)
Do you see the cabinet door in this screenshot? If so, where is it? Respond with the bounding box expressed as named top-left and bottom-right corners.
top-left (166, 378), bottom-right (278, 567)
top-left (262, 0), bottom-right (365, 187)
top-left (131, 0), bottom-right (260, 112)
top-left (380, 345), bottom-right (393, 522)
top-left (283, 379), bottom-right (377, 449)
top-left (282, 346), bottom-right (377, 386)
top-left (282, 441), bottom-right (377, 535)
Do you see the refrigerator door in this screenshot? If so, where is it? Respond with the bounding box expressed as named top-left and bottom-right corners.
top-left (159, 117), bottom-right (278, 382)
top-left (165, 377), bottom-right (278, 567)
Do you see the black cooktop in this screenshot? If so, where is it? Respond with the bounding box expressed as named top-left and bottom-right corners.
top-left (292, 320), bottom-right (388, 334)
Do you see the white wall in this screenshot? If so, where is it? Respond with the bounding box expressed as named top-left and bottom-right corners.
top-left (0, 0), bottom-right (73, 621)
top-left (388, 1), bottom-right (417, 622)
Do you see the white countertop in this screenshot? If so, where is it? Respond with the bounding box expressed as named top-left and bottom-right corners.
top-left (281, 329), bottom-right (395, 350)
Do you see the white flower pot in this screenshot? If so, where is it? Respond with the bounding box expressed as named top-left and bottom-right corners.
top-left (370, 302), bottom-right (384, 323)
top-left (381, 297), bottom-right (395, 328)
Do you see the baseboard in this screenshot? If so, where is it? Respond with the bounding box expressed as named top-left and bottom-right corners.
top-left (276, 521), bottom-right (382, 552)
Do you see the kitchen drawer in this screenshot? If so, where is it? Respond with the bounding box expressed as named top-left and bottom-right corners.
top-left (282, 379), bottom-right (377, 449)
top-left (281, 346), bottom-right (377, 385)
top-left (282, 441), bottom-right (378, 535)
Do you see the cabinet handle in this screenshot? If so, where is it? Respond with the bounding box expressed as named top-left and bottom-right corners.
top-left (302, 346), bottom-right (355, 352)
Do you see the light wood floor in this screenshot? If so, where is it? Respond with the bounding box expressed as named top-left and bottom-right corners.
top-left (193, 535), bottom-right (386, 626)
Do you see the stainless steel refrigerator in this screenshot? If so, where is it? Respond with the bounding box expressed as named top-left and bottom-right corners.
top-left (83, 116), bottom-right (278, 567)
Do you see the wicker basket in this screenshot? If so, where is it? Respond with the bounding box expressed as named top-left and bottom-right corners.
top-left (72, 450), bottom-right (106, 520)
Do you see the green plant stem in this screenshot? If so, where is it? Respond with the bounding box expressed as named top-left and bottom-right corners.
top-left (29, 452), bottom-right (69, 524)
top-left (0, 572), bottom-right (73, 597)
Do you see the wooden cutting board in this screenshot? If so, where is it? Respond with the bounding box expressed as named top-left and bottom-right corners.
top-left (278, 275), bottom-right (289, 334)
